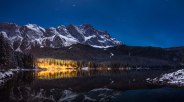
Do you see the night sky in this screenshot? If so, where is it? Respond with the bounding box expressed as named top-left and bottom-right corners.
top-left (0, 0), bottom-right (184, 48)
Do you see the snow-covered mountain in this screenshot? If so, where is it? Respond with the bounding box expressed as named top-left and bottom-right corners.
top-left (0, 23), bottom-right (121, 51)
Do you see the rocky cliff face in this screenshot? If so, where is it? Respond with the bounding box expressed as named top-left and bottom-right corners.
top-left (0, 23), bottom-right (121, 51)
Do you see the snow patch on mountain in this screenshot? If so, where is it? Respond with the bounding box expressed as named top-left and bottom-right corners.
top-left (110, 53), bottom-right (114, 58)
top-left (91, 45), bottom-right (113, 48)
top-left (1, 31), bottom-right (8, 38)
top-left (25, 24), bottom-right (45, 33)
top-left (85, 35), bottom-right (96, 41)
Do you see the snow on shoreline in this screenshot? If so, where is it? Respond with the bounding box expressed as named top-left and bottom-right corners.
top-left (0, 71), bottom-right (14, 79)
top-left (147, 69), bottom-right (184, 86)
top-left (0, 70), bottom-right (14, 86)
top-left (0, 68), bottom-right (51, 86)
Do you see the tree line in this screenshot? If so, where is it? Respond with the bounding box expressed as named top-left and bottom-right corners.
top-left (0, 33), bottom-right (34, 70)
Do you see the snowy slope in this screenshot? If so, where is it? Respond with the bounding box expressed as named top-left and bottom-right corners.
top-left (0, 71), bottom-right (14, 86)
top-left (147, 69), bottom-right (184, 86)
top-left (0, 23), bottom-right (122, 51)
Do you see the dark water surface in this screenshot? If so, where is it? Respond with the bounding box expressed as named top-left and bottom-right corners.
top-left (113, 87), bottom-right (184, 102)
top-left (0, 69), bottom-right (184, 102)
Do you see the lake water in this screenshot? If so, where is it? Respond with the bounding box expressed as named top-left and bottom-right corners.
top-left (0, 68), bottom-right (184, 102)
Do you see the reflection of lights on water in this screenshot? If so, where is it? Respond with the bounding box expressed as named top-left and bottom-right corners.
top-left (35, 69), bottom-right (78, 79)
top-left (34, 58), bottom-right (130, 79)
top-left (35, 58), bottom-right (79, 79)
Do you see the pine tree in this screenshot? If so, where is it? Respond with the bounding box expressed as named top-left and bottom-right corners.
top-left (0, 33), bottom-right (34, 69)
top-left (182, 56), bottom-right (184, 64)
top-left (0, 34), bottom-right (7, 68)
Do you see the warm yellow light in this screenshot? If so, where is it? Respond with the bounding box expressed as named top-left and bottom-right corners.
top-left (35, 69), bottom-right (78, 79)
top-left (35, 58), bottom-right (78, 69)
top-left (35, 58), bottom-right (79, 79)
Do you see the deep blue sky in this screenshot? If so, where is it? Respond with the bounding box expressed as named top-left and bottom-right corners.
top-left (0, 0), bottom-right (184, 48)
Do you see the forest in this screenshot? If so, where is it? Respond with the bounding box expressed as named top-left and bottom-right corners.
top-left (0, 33), bottom-right (34, 70)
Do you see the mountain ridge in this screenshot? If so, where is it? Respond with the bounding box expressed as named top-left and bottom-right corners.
top-left (0, 23), bottom-right (122, 51)
top-left (0, 23), bottom-right (184, 68)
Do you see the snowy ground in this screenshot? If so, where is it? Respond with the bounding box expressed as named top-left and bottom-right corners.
top-left (0, 68), bottom-right (43, 85)
top-left (147, 69), bottom-right (184, 86)
top-left (0, 70), bottom-right (14, 86)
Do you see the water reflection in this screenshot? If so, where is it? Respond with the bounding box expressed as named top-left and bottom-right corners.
top-left (35, 69), bottom-right (78, 79)
top-left (35, 58), bottom-right (119, 79)
top-left (1, 57), bottom-right (181, 102)
top-left (35, 68), bottom-right (113, 79)
top-left (35, 58), bottom-right (78, 79)
top-left (1, 67), bottom-right (179, 102)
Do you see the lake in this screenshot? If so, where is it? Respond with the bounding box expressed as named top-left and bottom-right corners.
top-left (0, 68), bottom-right (184, 102)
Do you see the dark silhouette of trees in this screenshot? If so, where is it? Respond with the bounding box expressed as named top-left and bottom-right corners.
top-left (0, 34), bottom-right (14, 69)
top-left (14, 52), bottom-right (34, 69)
top-left (0, 33), bottom-right (34, 69)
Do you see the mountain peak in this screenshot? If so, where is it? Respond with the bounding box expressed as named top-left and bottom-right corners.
top-left (81, 24), bottom-right (93, 28)
top-left (0, 23), bottom-right (122, 51)
top-left (25, 24), bottom-right (46, 32)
